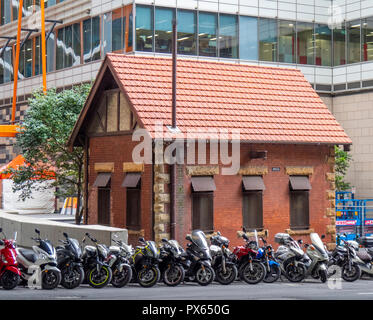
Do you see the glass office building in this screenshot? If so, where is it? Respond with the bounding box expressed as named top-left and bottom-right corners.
top-left (0, 0), bottom-right (373, 198)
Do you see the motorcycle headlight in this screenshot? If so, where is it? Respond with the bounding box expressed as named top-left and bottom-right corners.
top-left (1, 254), bottom-right (7, 264)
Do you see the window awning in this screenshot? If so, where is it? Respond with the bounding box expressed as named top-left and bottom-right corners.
top-left (242, 176), bottom-right (265, 191)
top-left (289, 176), bottom-right (312, 191)
top-left (93, 172), bottom-right (111, 187)
top-left (122, 172), bottom-right (141, 188)
top-left (191, 176), bottom-right (216, 192)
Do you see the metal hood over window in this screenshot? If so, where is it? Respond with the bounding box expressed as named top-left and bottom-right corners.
top-left (289, 176), bottom-right (311, 190)
top-left (242, 176), bottom-right (265, 191)
top-left (93, 172), bottom-right (111, 187)
top-left (191, 176), bottom-right (216, 192)
top-left (122, 172), bottom-right (141, 188)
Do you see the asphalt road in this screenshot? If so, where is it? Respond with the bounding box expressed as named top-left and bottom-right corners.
top-left (2, 276), bottom-right (373, 300)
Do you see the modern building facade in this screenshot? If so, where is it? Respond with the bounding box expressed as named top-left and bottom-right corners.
top-left (0, 0), bottom-right (372, 198)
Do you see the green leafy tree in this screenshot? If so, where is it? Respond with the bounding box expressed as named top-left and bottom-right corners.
top-left (6, 85), bottom-right (91, 224)
top-left (335, 145), bottom-right (353, 191)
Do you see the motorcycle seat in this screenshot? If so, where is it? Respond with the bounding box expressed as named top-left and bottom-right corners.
top-left (19, 248), bottom-right (38, 263)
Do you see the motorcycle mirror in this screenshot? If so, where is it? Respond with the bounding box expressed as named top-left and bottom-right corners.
top-left (185, 235), bottom-right (192, 241)
top-left (35, 228), bottom-right (40, 234)
top-left (85, 232), bottom-right (90, 236)
top-left (161, 238), bottom-right (168, 243)
top-left (298, 239), bottom-right (303, 244)
top-left (0, 240), bottom-right (4, 246)
top-left (217, 231), bottom-right (221, 236)
top-left (138, 237), bottom-right (145, 243)
top-left (0, 228), bottom-right (2, 233)
top-left (242, 226), bottom-right (247, 233)
top-left (63, 232), bottom-right (68, 238)
top-left (321, 234), bottom-right (326, 239)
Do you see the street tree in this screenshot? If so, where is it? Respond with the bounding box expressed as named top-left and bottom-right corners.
top-left (7, 85), bottom-right (91, 224)
top-left (335, 145), bottom-right (353, 191)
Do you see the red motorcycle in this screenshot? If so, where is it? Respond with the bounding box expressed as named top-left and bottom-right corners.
top-left (0, 228), bottom-right (20, 290)
top-left (232, 228), bottom-right (266, 284)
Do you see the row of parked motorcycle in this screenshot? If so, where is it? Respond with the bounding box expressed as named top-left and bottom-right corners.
top-left (0, 225), bottom-right (372, 290)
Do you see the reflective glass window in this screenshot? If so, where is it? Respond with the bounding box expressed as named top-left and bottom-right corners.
top-left (24, 38), bottom-right (32, 78)
top-left (34, 36), bottom-right (41, 76)
top-left (333, 23), bottom-right (346, 66)
top-left (92, 16), bottom-right (101, 61)
top-left (135, 5), bottom-right (153, 52)
top-left (83, 18), bottom-right (92, 63)
top-left (239, 16), bottom-right (258, 61)
top-left (47, 32), bottom-right (55, 72)
top-left (259, 18), bottom-right (277, 62)
top-left (198, 12), bottom-right (217, 57)
top-left (219, 14), bottom-right (238, 58)
top-left (347, 20), bottom-right (361, 64)
top-left (177, 10), bottom-right (196, 55)
top-left (72, 23), bottom-right (81, 65)
top-left (155, 7), bottom-right (175, 53)
top-left (102, 12), bottom-right (112, 55)
top-left (315, 24), bottom-right (331, 66)
top-left (362, 18), bottom-right (373, 62)
top-left (64, 25), bottom-right (73, 68)
top-left (3, 46), bottom-right (12, 82)
top-left (128, 10), bottom-right (133, 49)
top-left (56, 28), bottom-right (64, 70)
top-left (3, 0), bottom-right (10, 24)
top-left (278, 20), bottom-right (295, 63)
top-left (112, 9), bottom-right (124, 52)
top-left (297, 22), bottom-right (314, 65)
top-left (18, 44), bottom-right (25, 79)
top-left (0, 57), bottom-right (3, 84)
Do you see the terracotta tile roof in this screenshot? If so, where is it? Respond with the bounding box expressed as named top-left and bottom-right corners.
top-left (106, 53), bottom-right (351, 145)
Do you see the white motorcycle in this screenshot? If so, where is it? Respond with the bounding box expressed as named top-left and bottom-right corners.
top-left (16, 228), bottom-right (61, 289)
top-left (302, 233), bottom-right (329, 282)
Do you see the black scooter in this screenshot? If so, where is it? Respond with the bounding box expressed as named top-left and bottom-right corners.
top-left (56, 232), bottom-right (84, 289)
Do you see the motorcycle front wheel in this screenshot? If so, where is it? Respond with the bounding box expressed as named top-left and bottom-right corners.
top-left (319, 269), bottom-right (328, 283)
top-left (61, 266), bottom-right (84, 289)
top-left (239, 261), bottom-right (266, 284)
top-left (341, 262), bottom-right (361, 282)
top-left (42, 269), bottom-right (61, 290)
top-left (1, 270), bottom-right (20, 290)
top-left (263, 264), bottom-right (281, 283)
top-left (215, 264), bottom-right (238, 285)
top-left (163, 265), bottom-right (185, 287)
top-left (88, 265), bottom-right (112, 288)
top-left (137, 266), bottom-right (160, 288)
top-left (195, 265), bottom-right (215, 286)
top-left (285, 263), bottom-right (306, 283)
top-left (111, 264), bottom-right (133, 288)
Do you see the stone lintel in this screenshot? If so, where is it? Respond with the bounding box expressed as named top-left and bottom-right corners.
top-left (285, 166), bottom-right (313, 176)
top-left (186, 165), bottom-right (219, 176)
top-left (238, 166), bottom-right (268, 176)
top-left (94, 162), bottom-right (114, 172)
top-left (123, 162), bottom-right (144, 172)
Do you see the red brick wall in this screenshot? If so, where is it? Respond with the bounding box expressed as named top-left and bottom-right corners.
top-left (88, 135), bottom-right (153, 246)
top-left (180, 143), bottom-right (332, 249)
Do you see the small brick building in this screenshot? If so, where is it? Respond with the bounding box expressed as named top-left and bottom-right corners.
top-left (68, 54), bottom-right (351, 249)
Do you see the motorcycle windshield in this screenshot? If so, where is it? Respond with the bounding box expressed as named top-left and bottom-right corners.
top-left (70, 238), bottom-right (82, 257)
top-left (168, 240), bottom-right (181, 255)
top-left (39, 240), bottom-right (54, 255)
top-left (191, 230), bottom-right (209, 251)
top-left (310, 233), bottom-right (327, 255)
top-left (146, 241), bottom-right (159, 258)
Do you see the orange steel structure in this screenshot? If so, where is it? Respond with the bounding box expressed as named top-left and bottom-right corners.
top-left (0, 1), bottom-right (47, 138)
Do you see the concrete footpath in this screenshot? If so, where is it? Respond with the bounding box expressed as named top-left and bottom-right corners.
top-left (0, 210), bottom-right (128, 248)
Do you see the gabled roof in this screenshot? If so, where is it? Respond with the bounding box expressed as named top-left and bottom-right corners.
top-left (69, 53), bottom-right (352, 147)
